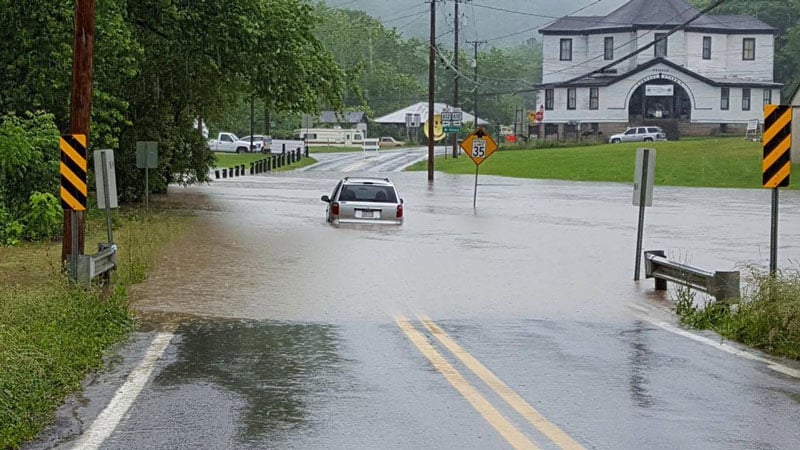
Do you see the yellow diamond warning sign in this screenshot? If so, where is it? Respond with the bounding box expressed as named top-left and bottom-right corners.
top-left (460, 127), bottom-right (498, 166)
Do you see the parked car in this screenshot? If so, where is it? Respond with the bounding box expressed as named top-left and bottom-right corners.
top-left (608, 126), bottom-right (667, 143)
top-left (321, 177), bottom-right (404, 225)
top-left (379, 136), bottom-right (404, 147)
top-left (207, 132), bottom-right (253, 153)
top-left (240, 135), bottom-right (272, 153)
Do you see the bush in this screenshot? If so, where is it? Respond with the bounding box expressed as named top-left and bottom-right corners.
top-left (0, 112), bottom-right (61, 245)
top-left (22, 192), bottom-right (62, 241)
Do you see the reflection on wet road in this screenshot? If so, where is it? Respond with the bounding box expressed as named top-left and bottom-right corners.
top-left (28, 164), bottom-right (800, 449)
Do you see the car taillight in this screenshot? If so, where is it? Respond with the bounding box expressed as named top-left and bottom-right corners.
top-left (396, 204), bottom-right (403, 218)
top-left (332, 202), bottom-right (339, 216)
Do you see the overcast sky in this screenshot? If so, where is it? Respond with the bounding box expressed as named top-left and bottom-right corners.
top-left (322, 0), bottom-right (630, 47)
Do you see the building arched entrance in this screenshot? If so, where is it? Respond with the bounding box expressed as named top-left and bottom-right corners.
top-left (628, 80), bottom-right (691, 123)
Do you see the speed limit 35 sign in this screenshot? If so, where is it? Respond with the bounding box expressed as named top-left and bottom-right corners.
top-left (460, 127), bottom-right (498, 165)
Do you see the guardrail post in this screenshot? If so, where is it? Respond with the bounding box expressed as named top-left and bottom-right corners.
top-left (644, 250), bottom-right (667, 291)
top-left (712, 271), bottom-right (740, 300)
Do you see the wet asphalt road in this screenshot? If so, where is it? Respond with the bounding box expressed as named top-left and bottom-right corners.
top-left (28, 149), bottom-right (800, 449)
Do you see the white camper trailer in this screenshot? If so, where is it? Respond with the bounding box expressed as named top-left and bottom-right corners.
top-left (295, 128), bottom-right (364, 146)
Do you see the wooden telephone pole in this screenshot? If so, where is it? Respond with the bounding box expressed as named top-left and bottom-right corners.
top-left (427, 0), bottom-right (435, 182)
top-left (62, 0), bottom-right (95, 264)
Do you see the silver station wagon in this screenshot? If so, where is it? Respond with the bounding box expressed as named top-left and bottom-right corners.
top-left (321, 177), bottom-right (404, 225)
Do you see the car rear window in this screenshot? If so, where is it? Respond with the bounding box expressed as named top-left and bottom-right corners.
top-left (339, 184), bottom-right (397, 203)
top-left (646, 127), bottom-right (661, 133)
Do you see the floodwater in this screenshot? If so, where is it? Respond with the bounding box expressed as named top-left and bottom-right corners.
top-left (27, 151), bottom-right (800, 449)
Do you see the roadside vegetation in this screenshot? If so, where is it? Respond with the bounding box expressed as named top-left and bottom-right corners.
top-left (408, 137), bottom-right (792, 190)
top-left (0, 207), bottom-right (191, 449)
top-left (675, 269), bottom-right (800, 360)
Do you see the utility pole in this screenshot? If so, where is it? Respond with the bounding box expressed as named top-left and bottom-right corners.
top-left (427, 0), bottom-right (436, 182)
top-left (451, 0), bottom-right (462, 158)
top-left (466, 40), bottom-right (486, 129)
top-left (62, 0), bottom-right (95, 265)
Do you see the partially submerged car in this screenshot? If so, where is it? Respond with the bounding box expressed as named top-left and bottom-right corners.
top-left (321, 177), bottom-right (404, 225)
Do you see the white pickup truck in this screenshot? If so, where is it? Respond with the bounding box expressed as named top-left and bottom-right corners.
top-left (207, 132), bottom-right (253, 153)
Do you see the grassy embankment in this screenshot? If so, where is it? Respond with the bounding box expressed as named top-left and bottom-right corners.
top-left (410, 136), bottom-right (800, 359)
top-left (213, 152), bottom-right (317, 171)
top-left (0, 208), bottom-right (192, 448)
top-left (408, 137), bottom-right (796, 189)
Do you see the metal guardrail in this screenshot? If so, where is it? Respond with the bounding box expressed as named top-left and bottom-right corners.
top-left (76, 243), bottom-right (117, 284)
top-left (644, 250), bottom-right (740, 300)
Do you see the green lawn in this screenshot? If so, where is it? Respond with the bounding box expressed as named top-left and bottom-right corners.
top-left (408, 137), bottom-right (793, 189)
top-left (213, 152), bottom-right (275, 167)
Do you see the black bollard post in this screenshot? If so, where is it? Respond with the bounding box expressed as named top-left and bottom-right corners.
top-left (215, 169), bottom-right (220, 179)
top-left (305, 145), bottom-right (309, 158)
top-left (222, 168), bottom-right (227, 178)
top-left (250, 162), bottom-right (254, 175)
top-left (240, 164), bottom-right (245, 174)
top-left (234, 166), bottom-right (239, 177)
top-left (296, 148), bottom-right (301, 160)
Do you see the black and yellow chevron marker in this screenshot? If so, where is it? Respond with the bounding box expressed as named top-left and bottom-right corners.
top-left (762, 105), bottom-right (792, 188)
top-left (60, 134), bottom-right (88, 210)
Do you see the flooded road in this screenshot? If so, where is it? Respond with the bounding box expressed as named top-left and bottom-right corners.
top-left (28, 155), bottom-right (800, 449)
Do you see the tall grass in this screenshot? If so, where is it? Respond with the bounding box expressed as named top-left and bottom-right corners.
top-left (0, 207), bottom-right (191, 448)
top-left (675, 268), bottom-right (800, 360)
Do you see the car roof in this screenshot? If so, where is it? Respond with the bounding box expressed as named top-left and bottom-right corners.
top-left (342, 176), bottom-right (394, 186)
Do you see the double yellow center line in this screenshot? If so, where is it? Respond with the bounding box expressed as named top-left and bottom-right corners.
top-left (395, 314), bottom-right (584, 450)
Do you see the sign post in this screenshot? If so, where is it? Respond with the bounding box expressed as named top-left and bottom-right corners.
top-left (136, 141), bottom-right (159, 209)
top-left (762, 104), bottom-right (792, 275)
top-left (459, 127), bottom-right (498, 209)
top-left (633, 148), bottom-right (656, 280)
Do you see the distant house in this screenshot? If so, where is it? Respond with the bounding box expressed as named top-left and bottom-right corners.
top-left (374, 102), bottom-right (487, 126)
top-left (537, 0), bottom-right (781, 139)
top-left (318, 111), bottom-right (368, 135)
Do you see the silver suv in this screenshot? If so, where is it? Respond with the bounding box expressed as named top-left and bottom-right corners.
top-left (608, 126), bottom-right (667, 143)
top-left (321, 177), bottom-right (404, 225)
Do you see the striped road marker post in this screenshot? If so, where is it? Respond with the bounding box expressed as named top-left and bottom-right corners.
top-left (762, 104), bottom-right (792, 275)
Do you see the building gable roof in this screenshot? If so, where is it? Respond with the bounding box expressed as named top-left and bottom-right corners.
top-left (319, 111), bottom-right (366, 124)
top-left (540, 57), bottom-right (782, 89)
top-left (540, 0), bottom-right (776, 35)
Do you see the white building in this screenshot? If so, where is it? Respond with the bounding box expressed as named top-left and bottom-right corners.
top-left (537, 0), bottom-right (781, 139)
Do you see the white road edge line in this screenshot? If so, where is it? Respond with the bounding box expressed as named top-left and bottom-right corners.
top-left (69, 331), bottom-right (175, 450)
top-left (630, 304), bottom-right (800, 379)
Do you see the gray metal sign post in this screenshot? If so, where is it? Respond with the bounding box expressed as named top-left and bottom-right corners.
top-left (633, 148), bottom-right (655, 281)
top-left (770, 188), bottom-right (779, 275)
top-left (136, 141), bottom-right (158, 209)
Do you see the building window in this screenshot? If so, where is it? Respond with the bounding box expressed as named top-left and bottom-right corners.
top-left (742, 88), bottom-right (751, 111)
top-left (567, 88), bottom-right (576, 110)
top-left (589, 88), bottom-right (599, 110)
top-left (654, 33), bottom-right (667, 57)
top-left (742, 38), bottom-right (755, 60)
top-left (763, 89), bottom-right (772, 106)
top-left (560, 39), bottom-right (572, 61)
top-left (720, 87), bottom-right (730, 110)
top-left (604, 37), bottom-right (614, 60)
top-left (545, 89), bottom-right (554, 110)
top-left (702, 36), bottom-right (712, 59)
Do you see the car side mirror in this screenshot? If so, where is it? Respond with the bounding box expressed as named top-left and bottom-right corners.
top-left (321, 195), bottom-right (330, 203)
top-left (400, 198), bottom-right (404, 204)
